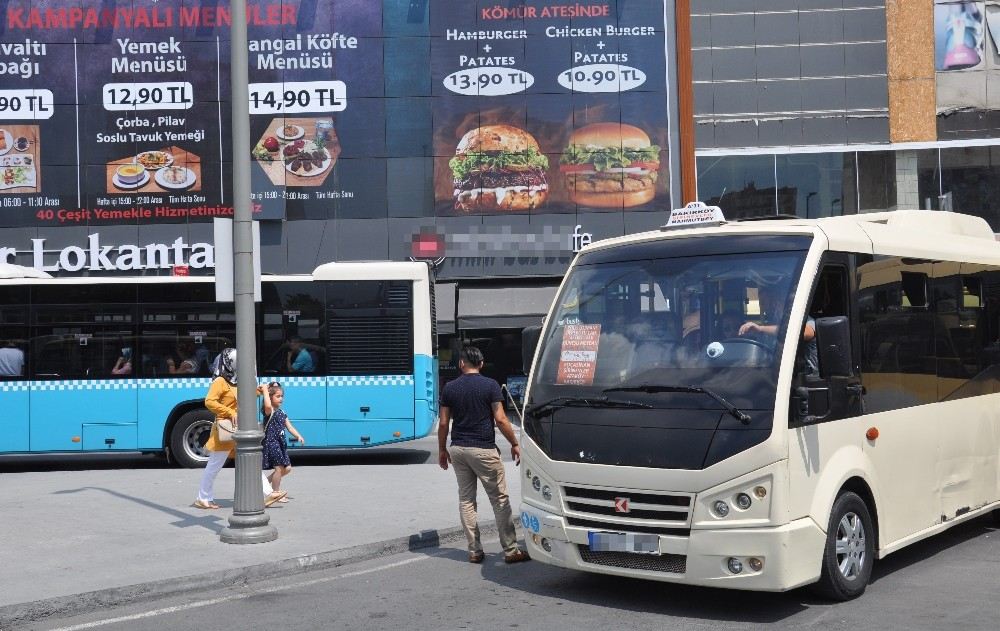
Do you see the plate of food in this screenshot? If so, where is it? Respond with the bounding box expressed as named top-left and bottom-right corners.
top-left (155, 165), bottom-right (197, 190)
top-left (0, 129), bottom-right (12, 156)
top-left (276, 124), bottom-right (304, 141)
top-left (284, 145), bottom-right (331, 177)
top-left (113, 163), bottom-right (150, 190)
top-left (134, 150), bottom-right (174, 170)
top-left (1, 164), bottom-right (35, 189)
top-left (0, 153), bottom-right (31, 167)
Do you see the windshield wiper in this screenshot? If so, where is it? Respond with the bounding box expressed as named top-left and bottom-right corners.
top-left (526, 396), bottom-right (653, 418)
top-left (602, 384), bottom-right (751, 424)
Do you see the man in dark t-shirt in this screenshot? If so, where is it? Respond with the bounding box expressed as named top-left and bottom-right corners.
top-left (439, 346), bottom-right (529, 564)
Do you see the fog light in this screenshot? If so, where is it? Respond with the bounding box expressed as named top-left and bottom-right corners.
top-left (713, 500), bottom-right (730, 517)
top-left (541, 538), bottom-right (552, 552)
top-left (735, 493), bottom-right (752, 510)
top-left (753, 486), bottom-right (767, 499)
top-left (532, 476), bottom-right (541, 491)
top-left (727, 557), bottom-right (743, 574)
top-left (748, 557), bottom-right (763, 572)
top-left (542, 485), bottom-right (552, 500)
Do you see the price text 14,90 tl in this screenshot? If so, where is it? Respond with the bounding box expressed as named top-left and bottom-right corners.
top-left (248, 81), bottom-right (347, 115)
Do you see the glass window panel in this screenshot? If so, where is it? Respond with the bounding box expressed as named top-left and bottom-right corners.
top-left (696, 154), bottom-right (777, 219)
top-left (259, 281), bottom-right (327, 376)
top-left (857, 150), bottom-right (897, 212)
top-left (775, 152), bottom-right (854, 218)
top-left (917, 148), bottom-right (942, 210)
top-left (940, 146), bottom-right (1000, 230)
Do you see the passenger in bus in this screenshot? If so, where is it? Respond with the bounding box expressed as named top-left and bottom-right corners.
top-left (167, 341), bottom-right (200, 375)
top-left (438, 346), bottom-right (530, 565)
top-left (194, 348), bottom-right (288, 510)
top-left (738, 284), bottom-right (818, 373)
top-left (0, 339), bottom-right (25, 377)
top-left (111, 347), bottom-right (133, 376)
top-left (285, 336), bottom-right (315, 373)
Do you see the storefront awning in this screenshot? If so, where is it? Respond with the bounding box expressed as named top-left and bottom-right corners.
top-left (435, 283), bottom-right (457, 335)
top-left (457, 286), bottom-right (559, 330)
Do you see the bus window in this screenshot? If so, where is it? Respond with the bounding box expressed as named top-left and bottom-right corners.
top-left (138, 299), bottom-right (234, 378)
top-left (260, 281), bottom-right (326, 375)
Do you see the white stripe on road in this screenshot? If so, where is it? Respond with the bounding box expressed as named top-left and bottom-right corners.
top-left (48, 557), bottom-right (428, 631)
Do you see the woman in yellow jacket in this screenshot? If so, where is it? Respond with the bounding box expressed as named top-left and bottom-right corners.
top-left (194, 348), bottom-right (286, 509)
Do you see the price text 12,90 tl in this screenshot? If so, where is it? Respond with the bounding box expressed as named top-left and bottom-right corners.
top-left (248, 81), bottom-right (347, 115)
top-left (103, 82), bottom-right (194, 111)
top-left (0, 89), bottom-right (55, 120)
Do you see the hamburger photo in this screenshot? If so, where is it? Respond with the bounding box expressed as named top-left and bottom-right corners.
top-left (449, 125), bottom-right (549, 212)
top-left (560, 123), bottom-right (661, 208)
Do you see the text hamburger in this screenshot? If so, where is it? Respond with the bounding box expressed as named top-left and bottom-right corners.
top-left (560, 123), bottom-right (660, 208)
top-left (449, 125), bottom-right (549, 212)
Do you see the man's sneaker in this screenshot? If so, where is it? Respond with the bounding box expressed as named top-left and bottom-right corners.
top-left (504, 549), bottom-right (530, 564)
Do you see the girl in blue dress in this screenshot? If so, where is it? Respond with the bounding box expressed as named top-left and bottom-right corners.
top-left (261, 381), bottom-right (305, 502)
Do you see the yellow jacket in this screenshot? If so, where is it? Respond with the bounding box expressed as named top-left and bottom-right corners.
top-left (204, 377), bottom-right (237, 454)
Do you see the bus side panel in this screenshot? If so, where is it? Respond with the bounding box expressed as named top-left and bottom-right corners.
top-left (30, 380), bottom-right (138, 451)
top-left (326, 375), bottom-right (415, 445)
top-left (0, 382), bottom-right (29, 452)
top-left (136, 378), bottom-right (213, 449)
top-left (275, 376), bottom-right (326, 422)
top-left (413, 354), bottom-right (438, 439)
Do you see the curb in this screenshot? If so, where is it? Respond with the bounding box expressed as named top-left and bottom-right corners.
top-left (0, 521), bottom-right (500, 629)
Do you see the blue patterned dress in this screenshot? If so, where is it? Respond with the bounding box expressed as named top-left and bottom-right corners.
top-left (261, 408), bottom-right (290, 470)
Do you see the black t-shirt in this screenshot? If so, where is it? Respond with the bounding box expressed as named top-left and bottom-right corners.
top-left (441, 373), bottom-right (502, 449)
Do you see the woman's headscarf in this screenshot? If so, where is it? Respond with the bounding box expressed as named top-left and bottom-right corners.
top-left (214, 348), bottom-right (237, 384)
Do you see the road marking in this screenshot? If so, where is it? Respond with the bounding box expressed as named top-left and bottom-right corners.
top-left (47, 556), bottom-right (427, 631)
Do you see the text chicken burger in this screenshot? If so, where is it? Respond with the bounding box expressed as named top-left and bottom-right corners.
top-left (450, 125), bottom-right (549, 212)
top-left (560, 122), bottom-right (660, 208)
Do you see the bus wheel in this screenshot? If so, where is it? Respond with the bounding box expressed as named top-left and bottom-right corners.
top-left (813, 491), bottom-right (875, 601)
top-left (170, 410), bottom-right (214, 468)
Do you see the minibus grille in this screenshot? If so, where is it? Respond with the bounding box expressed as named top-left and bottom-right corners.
top-left (577, 547), bottom-right (687, 574)
top-left (562, 485), bottom-right (693, 529)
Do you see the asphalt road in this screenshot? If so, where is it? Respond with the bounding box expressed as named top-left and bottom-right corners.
top-left (23, 514), bottom-right (1000, 631)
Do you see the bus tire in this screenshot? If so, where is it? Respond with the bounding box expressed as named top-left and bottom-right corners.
top-left (170, 409), bottom-right (214, 468)
top-left (813, 491), bottom-right (875, 601)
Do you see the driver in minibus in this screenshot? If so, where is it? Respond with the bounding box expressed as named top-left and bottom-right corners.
top-left (739, 283), bottom-right (818, 373)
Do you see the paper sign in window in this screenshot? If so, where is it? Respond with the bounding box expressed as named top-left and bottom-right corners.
top-left (556, 324), bottom-right (601, 385)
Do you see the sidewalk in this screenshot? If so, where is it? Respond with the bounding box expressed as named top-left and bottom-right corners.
top-left (0, 440), bottom-right (523, 627)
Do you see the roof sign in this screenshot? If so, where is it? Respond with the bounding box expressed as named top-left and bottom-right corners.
top-left (663, 202), bottom-right (726, 230)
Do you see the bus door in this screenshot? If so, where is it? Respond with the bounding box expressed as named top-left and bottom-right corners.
top-left (30, 286), bottom-right (139, 452)
top-left (259, 280), bottom-right (327, 444)
top-left (0, 289), bottom-right (29, 452)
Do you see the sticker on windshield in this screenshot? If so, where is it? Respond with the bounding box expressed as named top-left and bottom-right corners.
top-left (557, 323), bottom-right (601, 385)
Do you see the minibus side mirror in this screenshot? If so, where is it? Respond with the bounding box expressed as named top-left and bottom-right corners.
top-left (815, 316), bottom-right (852, 379)
top-left (522, 325), bottom-right (542, 374)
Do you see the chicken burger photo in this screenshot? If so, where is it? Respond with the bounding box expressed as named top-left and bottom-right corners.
top-left (449, 124), bottom-right (549, 212)
top-left (560, 122), bottom-right (660, 208)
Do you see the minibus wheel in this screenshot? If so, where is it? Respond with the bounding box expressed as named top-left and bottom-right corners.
top-left (170, 410), bottom-right (214, 468)
top-left (814, 491), bottom-right (875, 601)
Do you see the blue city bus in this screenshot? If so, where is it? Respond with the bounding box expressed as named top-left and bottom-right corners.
top-left (0, 261), bottom-right (438, 467)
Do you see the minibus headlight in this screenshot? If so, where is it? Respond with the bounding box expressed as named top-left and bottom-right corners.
top-left (541, 485), bottom-right (552, 500)
top-left (727, 558), bottom-right (743, 574)
top-left (532, 476), bottom-right (541, 491)
top-left (712, 500), bottom-right (730, 517)
top-left (735, 493), bottom-right (752, 510)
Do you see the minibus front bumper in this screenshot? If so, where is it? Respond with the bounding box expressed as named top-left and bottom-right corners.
top-left (520, 506), bottom-right (826, 591)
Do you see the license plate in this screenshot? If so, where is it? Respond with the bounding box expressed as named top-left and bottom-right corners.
top-left (588, 531), bottom-right (660, 555)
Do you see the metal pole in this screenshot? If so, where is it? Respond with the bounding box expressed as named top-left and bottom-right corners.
top-left (220, 0), bottom-right (277, 544)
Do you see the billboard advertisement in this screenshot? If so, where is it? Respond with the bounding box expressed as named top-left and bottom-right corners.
top-left (0, 0), bottom-right (677, 278)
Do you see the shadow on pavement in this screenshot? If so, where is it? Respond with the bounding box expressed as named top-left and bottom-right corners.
top-left (0, 447), bottom-right (433, 473)
top-left (52, 486), bottom-right (228, 534)
top-left (870, 515), bottom-right (997, 583)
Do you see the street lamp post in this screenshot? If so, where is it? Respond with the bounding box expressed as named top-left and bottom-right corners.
top-left (219, 0), bottom-right (277, 544)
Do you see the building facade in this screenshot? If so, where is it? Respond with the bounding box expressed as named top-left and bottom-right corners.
top-left (691, 0), bottom-right (1000, 231)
